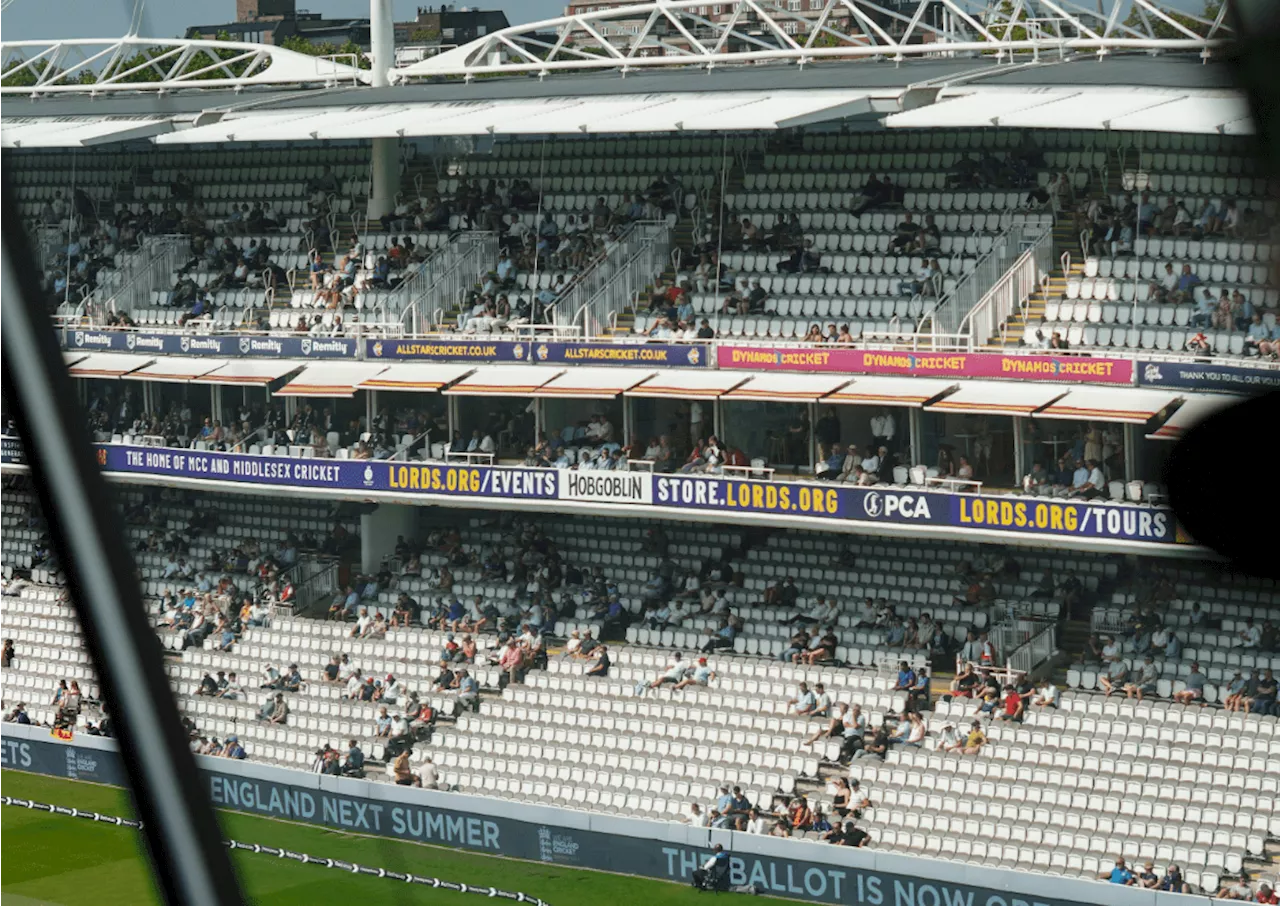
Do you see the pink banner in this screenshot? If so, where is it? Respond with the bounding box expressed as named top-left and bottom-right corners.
top-left (717, 347), bottom-right (1134, 384)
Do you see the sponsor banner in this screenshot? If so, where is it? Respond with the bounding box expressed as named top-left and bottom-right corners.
top-left (951, 496), bottom-right (1176, 544)
top-left (1137, 359), bottom-right (1280, 395)
top-left (559, 470), bottom-right (654, 505)
top-left (366, 338), bottom-right (529, 361)
top-left (1, 436), bottom-right (25, 465)
top-left (63, 330), bottom-right (356, 358)
top-left (718, 347), bottom-right (1134, 384)
top-left (533, 342), bottom-right (710, 368)
top-left (96, 446), bottom-right (557, 501)
top-left (3, 728), bottom-right (1104, 906)
top-left (653, 476), bottom-right (946, 524)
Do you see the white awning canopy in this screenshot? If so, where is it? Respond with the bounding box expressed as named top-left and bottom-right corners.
top-left (625, 370), bottom-right (749, 400)
top-left (190, 360), bottom-right (305, 386)
top-left (152, 89), bottom-right (879, 143)
top-left (67, 353), bottom-right (153, 379)
top-left (442, 366), bottom-right (562, 396)
top-left (275, 363), bottom-right (389, 398)
top-left (925, 381), bottom-right (1069, 417)
top-left (2, 116), bottom-right (173, 148)
top-left (1146, 395), bottom-right (1237, 441)
top-left (824, 376), bottom-right (958, 408)
top-left (529, 368), bottom-right (655, 399)
top-left (1038, 388), bottom-right (1182, 425)
top-left (884, 88), bottom-right (1254, 135)
top-left (120, 357), bottom-right (230, 384)
top-left (356, 363), bottom-right (475, 393)
top-left (722, 373), bottom-right (853, 404)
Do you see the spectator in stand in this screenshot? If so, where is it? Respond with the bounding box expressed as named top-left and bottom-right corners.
top-left (1099, 858), bottom-right (1136, 886)
top-left (1123, 656), bottom-right (1160, 701)
top-left (1171, 264), bottom-right (1202, 304)
top-left (957, 720), bottom-right (986, 755)
top-left (1217, 874), bottom-right (1257, 901)
top-left (995, 684), bottom-right (1024, 722)
top-left (787, 681), bottom-right (818, 716)
top-left (1247, 668), bottom-right (1277, 716)
top-left (1223, 670), bottom-right (1251, 712)
top-left (949, 662), bottom-right (980, 699)
top-left (1031, 678), bottom-right (1060, 709)
top-left (1158, 865), bottom-right (1189, 894)
top-left (1098, 655), bottom-right (1130, 697)
top-left (1171, 662), bottom-right (1206, 705)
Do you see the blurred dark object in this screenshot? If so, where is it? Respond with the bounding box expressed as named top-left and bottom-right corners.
top-left (0, 172), bottom-right (246, 906)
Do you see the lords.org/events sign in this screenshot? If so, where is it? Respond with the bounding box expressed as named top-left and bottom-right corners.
top-left (718, 346), bottom-right (1136, 384)
top-left (92, 445), bottom-right (1183, 547)
top-left (65, 329), bottom-right (356, 358)
top-left (0, 726), bottom-right (1119, 906)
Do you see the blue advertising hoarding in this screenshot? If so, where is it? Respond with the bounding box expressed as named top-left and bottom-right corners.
top-left (533, 342), bottom-right (711, 368)
top-left (64, 329), bottom-right (356, 359)
top-left (365, 338), bottom-right (529, 361)
top-left (1137, 359), bottom-right (1280, 395)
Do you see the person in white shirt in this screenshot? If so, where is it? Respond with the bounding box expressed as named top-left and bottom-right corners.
top-left (418, 756), bottom-right (439, 789)
top-left (745, 809), bottom-right (768, 834)
top-left (350, 607), bottom-right (373, 638)
top-left (811, 683), bottom-right (832, 719)
top-left (684, 802), bottom-right (710, 827)
top-left (218, 672), bottom-right (244, 701)
top-left (870, 410), bottom-right (896, 450)
top-left (1031, 680), bottom-right (1059, 709)
top-left (937, 723), bottom-right (964, 752)
top-left (1238, 618), bottom-right (1262, 648)
top-left (689, 401), bottom-right (704, 442)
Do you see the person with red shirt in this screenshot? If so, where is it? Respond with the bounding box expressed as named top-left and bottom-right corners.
top-left (995, 684), bottom-right (1024, 723)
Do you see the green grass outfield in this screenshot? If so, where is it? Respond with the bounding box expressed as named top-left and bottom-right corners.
top-left (1, 770), bottom-right (750, 906)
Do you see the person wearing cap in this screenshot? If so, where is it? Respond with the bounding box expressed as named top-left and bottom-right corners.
top-left (222, 735), bottom-right (246, 760)
top-left (281, 663), bottom-right (302, 693)
top-left (1171, 662), bottom-right (1206, 704)
top-left (1225, 670), bottom-right (1255, 712)
top-left (1123, 656), bottom-right (1160, 701)
top-left (380, 674), bottom-right (403, 705)
top-left (4, 702), bottom-right (30, 724)
top-left (636, 652), bottom-right (688, 695)
top-left (672, 657), bottom-right (715, 691)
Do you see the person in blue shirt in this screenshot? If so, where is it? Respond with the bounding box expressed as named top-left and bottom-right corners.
top-left (1173, 264), bottom-right (1202, 303)
top-left (893, 661), bottom-right (916, 691)
top-left (818, 444), bottom-right (845, 481)
top-left (1099, 857), bottom-right (1136, 885)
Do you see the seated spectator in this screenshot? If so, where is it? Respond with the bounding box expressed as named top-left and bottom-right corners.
top-left (1031, 678), bottom-right (1059, 709)
top-left (1099, 857), bottom-right (1136, 886)
top-left (949, 662), bottom-right (980, 698)
top-left (995, 684), bottom-right (1024, 722)
top-left (888, 712), bottom-right (926, 747)
top-left (1223, 670), bottom-right (1250, 712)
top-left (671, 656), bottom-right (714, 690)
top-left (1158, 864), bottom-right (1189, 894)
top-left (1123, 655), bottom-right (1160, 701)
top-left (585, 644), bottom-right (610, 677)
top-left (1171, 662), bottom-right (1206, 705)
top-left (957, 720), bottom-right (986, 755)
top-left (787, 681), bottom-right (818, 716)
top-left (1247, 668), bottom-right (1277, 716)
top-left (1216, 873), bottom-right (1256, 901)
top-left (1098, 656), bottom-right (1129, 697)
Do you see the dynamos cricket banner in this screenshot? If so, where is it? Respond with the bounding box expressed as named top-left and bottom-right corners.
top-left (0, 727), bottom-right (1120, 906)
top-left (88, 445), bottom-right (1183, 547)
top-left (718, 347), bottom-right (1135, 384)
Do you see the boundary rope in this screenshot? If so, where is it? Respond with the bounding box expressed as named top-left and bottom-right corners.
top-left (2, 796), bottom-right (552, 905)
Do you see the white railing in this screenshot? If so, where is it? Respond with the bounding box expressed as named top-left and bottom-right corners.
top-left (996, 618), bottom-right (1058, 676)
top-left (96, 234), bottom-right (189, 321)
top-left (960, 225), bottom-right (1056, 350)
top-left (924, 215), bottom-right (1053, 344)
top-left (392, 232), bottom-right (497, 335)
top-left (564, 221), bottom-right (671, 338)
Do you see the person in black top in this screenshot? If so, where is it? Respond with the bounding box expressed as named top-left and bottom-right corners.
top-left (837, 823), bottom-right (871, 847)
top-left (586, 645), bottom-right (610, 677)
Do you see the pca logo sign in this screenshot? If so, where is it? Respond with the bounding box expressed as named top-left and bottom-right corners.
top-left (861, 491), bottom-right (933, 521)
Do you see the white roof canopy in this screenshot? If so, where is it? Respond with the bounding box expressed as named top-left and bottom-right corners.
top-left (824, 376), bottom-right (958, 408)
top-left (2, 117), bottom-right (172, 148)
top-left (529, 368), bottom-right (655, 399)
top-left (442, 366), bottom-right (561, 396)
top-left (121, 357), bottom-right (229, 383)
top-left (67, 353), bottom-right (153, 379)
top-left (885, 88), bottom-right (1254, 135)
top-left (275, 363), bottom-right (389, 398)
top-left (190, 360), bottom-right (304, 386)
top-left (356, 363), bottom-right (475, 393)
top-left (150, 89), bottom-right (877, 144)
top-left (722, 373), bottom-right (853, 403)
top-left (626, 370), bottom-right (749, 400)
top-left (1146, 395), bottom-right (1237, 441)
top-left (1038, 388), bottom-right (1182, 425)
top-left (926, 381), bottom-right (1069, 417)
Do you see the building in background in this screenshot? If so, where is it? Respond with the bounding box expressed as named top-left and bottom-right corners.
top-left (186, 1), bottom-right (509, 55)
